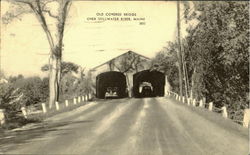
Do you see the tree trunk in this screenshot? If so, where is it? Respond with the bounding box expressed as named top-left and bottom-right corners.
top-left (48, 54), bottom-right (61, 109)
top-left (182, 56), bottom-right (188, 98)
top-left (16, 0), bottom-right (70, 109)
top-left (190, 67), bottom-right (196, 100)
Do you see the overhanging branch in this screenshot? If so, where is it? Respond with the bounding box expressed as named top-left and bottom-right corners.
top-left (43, 9), bottom-right (59, 20)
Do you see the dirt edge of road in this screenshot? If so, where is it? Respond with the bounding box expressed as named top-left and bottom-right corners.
top-left (166, 97), bottom-right (248, 138)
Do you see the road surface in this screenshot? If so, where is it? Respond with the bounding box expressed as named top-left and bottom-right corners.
top-left (0, 97), bottom-right (248, 155)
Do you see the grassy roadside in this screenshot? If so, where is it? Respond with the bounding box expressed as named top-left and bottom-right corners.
top-left (166, 96), bottom-right (248, 137)
top-left (0, 99), bottom-right (93, 131)
top-left (29, 100), bottom-right (91, 120)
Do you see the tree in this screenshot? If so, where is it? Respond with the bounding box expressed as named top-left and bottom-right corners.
top-left (60, 73), bottom-right (78, 100)
top-left (41, 61), bottom-right (79, 77)
top-left (42, 61), bottom-right (80, 100)
top-left (12, 76), bottom-right (49, 106)
top-left (77, 70), bottom-right (94, 96)
top-left (182, 1), bottom-right (249, 118)
top-left (8, 74), bottom-right (24, 83)
top-left (2, 0), bottom-right (72, 108)
top-left (153, 2), bottom-right (249, 120)
top-left (0, 83), bottom-right (24, 122)
top-left (151, 42), bottom-right (180, 93)
top-left (0, 71), bottom-right (7, 79)
top-left (60, 68), bottom-right (94, 100)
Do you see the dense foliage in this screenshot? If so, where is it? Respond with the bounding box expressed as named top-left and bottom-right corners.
top-left (0, 82), bottom-right (40, 129)
top-left (153, 1), bottom-right (249, 119)
top-left (151, 42), bottom-right (180, 93)
top-left (12, 76), bottom-right (49, 106)
top-left (0, 62), bottom-right (94, 129)
top-left (41, 62), bottom-right (79, 77)
top-left (59, 71), bottom-right (94, 101)
top-left (41, 61), bottom-right (94, 101)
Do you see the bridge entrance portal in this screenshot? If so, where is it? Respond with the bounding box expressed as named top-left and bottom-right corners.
top-left (96, 71), bottom-right (128, 99)
top-left (133, 70), bottom-right (165, 98)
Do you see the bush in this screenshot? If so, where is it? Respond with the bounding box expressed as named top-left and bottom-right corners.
top-left (11, 76), bottom-right (49, 106)
top-left (0, 83), bottom-right (23, 124)
top-left (0, 82), bottom-right (43, 130)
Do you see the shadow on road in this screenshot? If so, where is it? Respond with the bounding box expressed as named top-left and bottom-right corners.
top-left (0, 120), bottom-right (93, 152)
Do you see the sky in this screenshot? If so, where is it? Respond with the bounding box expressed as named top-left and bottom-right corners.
top-left (1, 1), bottom-right (188, 77)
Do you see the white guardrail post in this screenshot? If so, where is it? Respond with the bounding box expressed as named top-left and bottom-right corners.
top-left (55, 101), bottom-right (60, 111)
top-left (65, 100), bottom-right (69, 107)
top-left (21, 107), bottom-right (27, 118)
top-left (187, 97), bottom-right (191, 106)
top-left (82, 96), bottom-right (84, 102)
top-left (41, 103), bottom-right (47, 113)
top-left (243, 109), bottom-right (250, 128)
top-left (0, 109), bottom-right (5, 125)
top-left (199, 99), bottom-right (203, 107)
top-left (167, 92), bottom-right (250, 128)
top-left (221, 106), bottom-right (228, 118)
top-left (78, 96), bottom-right (81, 103)
top-left (182, 96), bottom-right (185, 103)
top-left (192, 99), bottom-right (196, 106)
top-left (208, 102), bottom-right (213, 111)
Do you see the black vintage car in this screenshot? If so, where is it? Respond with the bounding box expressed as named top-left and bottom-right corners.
top-left (96, 71), bottom-right (127, 99)
top-left (105, 87), bottom-right (118, 99)
top-left (141, 85), bottom-right (153, 97)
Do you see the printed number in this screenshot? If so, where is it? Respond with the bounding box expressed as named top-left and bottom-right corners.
top-left (139, 22), bottom-right (146, 25)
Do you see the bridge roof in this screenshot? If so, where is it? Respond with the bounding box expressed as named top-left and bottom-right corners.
top-left (91, 51), bottom-right (150, 71)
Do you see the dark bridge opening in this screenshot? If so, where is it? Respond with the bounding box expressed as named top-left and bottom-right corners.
top-left (133, 70), bottom-right (165, 98)
top-left (96, 71), bottom-right (127, 99)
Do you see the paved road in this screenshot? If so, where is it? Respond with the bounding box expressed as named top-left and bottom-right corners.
top-left (0, 97), bottom-right (248, 155)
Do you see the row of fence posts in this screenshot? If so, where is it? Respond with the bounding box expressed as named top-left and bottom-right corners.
top-left (40, 94), bottom-right (92, 114)
top-left (0, 94), bottom-right (92, 126)
top-left (166, 91), bottom-right (250, 128)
